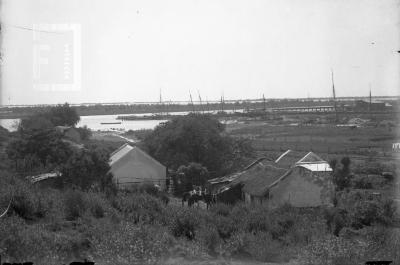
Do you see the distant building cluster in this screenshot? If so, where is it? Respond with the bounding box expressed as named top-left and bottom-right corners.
top-left (208, 151), bottom-right (334, 208)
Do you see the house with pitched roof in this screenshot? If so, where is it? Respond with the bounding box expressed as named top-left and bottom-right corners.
top-left (266, 151), bottom-right (334, 207)
top-left (109, 143), bottom-right (167, 189)
top-left (208, 151), bottom-right (334, 207)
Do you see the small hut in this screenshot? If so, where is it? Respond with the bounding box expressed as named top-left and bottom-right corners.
top-left (109, 144), bottom-right (167, 190)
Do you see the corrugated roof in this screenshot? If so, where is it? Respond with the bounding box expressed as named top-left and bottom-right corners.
top-left (296, 163), bottom-right (332, 172)
top-left (295, 152), bottom-right (332, 172)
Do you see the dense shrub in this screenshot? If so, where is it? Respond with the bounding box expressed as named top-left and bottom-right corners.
top-left (76, 125), bottom-right (92, 140)
top-left (169, 208), bottom-right (201, 240)
top-left (196, 224), bottom-right (221, 255)
top-left (0, 215), bottom-right (29, 259)
top-left (244, 232), bottom-right (284, 262)
top-left (2, 179), bottom-right (55, 220)
top-left (64, 190), bottom-right (87, 221)
top-left (351, 174), bottom-right (387, 189)
top-left (350, 200), bottom-right (380, 228)
top-left (92, 223), bottom-right (175, 265)
top-left (129, 183), bottom-right (159, 196)
top-left (230, 202), bottom-right (251, 224)
top-left (299, 227), bottom-right (400, 265)
top-left (111, 193), bottom-right (165, 224)
top-left (212, 214), bottom-right (237, 240)
top-left (0, 216), bottom-right (89, 264)
top-left (284, 211), bottom-right (326, 245)
top-left (126, 184), bottom-right (170, 205)
top-left (327, 190), bottom-right (398, 233)
top-left (219, 231), bottom-right (285, 262)
top-left (243, 208), bottom-right (271, 233)
top-left (0, 172), bottom-right (397, 264)
top-left (380, 199), bottom-right (398, 225)
top-left (353, 161), bottom-right (394, 175)
top-left (85, 192), bottom-right (107, 218)
top-left (299, 235), bottom-right (365, 265)
top-left (324, 207), bottom-right (349, 236)
top-left (270, 213), bottom-right (295, 240)
top-left (10, 193), bottom-right (35, 220)
top-left (209, 203), bottom-right (231, 217)
top-left (61, 147), bottom-right (112, 191)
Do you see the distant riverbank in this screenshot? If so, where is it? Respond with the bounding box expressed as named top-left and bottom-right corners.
top-left (0, 114), bottom-right (168, 132)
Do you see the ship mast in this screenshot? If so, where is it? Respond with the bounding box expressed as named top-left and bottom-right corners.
top-left (197, 90), bottom-right (204, 114)
top-left (189, 91), bottom-right (195, 113)
top-left (331, 69), bottom-right (338, 122)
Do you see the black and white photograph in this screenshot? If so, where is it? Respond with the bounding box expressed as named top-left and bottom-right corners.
top-left (0, 0), bottom-right (399, 264)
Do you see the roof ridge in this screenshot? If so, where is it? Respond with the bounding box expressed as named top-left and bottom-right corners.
top-left (275, 150), bottom-right (291, 163)
top-left (244, 157), bottom-right (268, 170)
top-left (296, 151), bottom-right (324, 164)
top-left (110, 143), bottom-right (130, 157)
top-left (296, 161), bottom-right (328, 164)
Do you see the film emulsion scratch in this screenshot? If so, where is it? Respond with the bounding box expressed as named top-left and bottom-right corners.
top-left (0, 0), bottom-right (399, 264)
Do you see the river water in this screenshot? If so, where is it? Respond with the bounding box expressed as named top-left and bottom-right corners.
top-left (0, 114), bottom-right (167, 132)
top-left (0, 109), bottom-right (244, 132)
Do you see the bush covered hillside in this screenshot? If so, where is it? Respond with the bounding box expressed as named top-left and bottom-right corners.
top-left (0, 178), bottom-right (399, 265)
top-left (0, 104), bottom-right (399, 265)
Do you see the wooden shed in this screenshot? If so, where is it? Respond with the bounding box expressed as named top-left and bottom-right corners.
top-left (109, 144), bottom-right (167, 190)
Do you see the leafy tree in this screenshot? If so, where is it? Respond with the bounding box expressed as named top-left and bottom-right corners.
top-left (143, 114), bottom-right (253, 177)
top-left (7, 103), bottom-right (82, 172)
top-left (330, 157), bottom-right (352, 191)
top-left (76, 125), bottom-right (92, 141)
top-left (61, 146), bottom-right (112, 191)
top-left (0, 126), bottom-right (9, 142)
top-left (6, 129), bottom-right (72, 171)
top-left (175, 162), bottom-right (209, 193)
top-left (47, 103), bottom-right (80, 126)
top-left (18, 103), bottom-right (80, 132)
top-left (19, 115), bottom-right (53, 132)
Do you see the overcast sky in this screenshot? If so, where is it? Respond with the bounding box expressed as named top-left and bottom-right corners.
top-left (1, 0), bottom-right (399, 105)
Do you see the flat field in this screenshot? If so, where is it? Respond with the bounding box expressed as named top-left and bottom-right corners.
top-left (227, 121), bottom-right (398, 160)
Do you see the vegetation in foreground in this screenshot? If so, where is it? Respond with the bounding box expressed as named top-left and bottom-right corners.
top-left (0, 103), bottom-right (399, 265)
top-left (0, 177), bottom-right (398, 265)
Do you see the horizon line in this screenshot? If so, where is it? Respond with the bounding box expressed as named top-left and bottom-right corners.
top-left (1, 94), bottom-right (399, 108)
